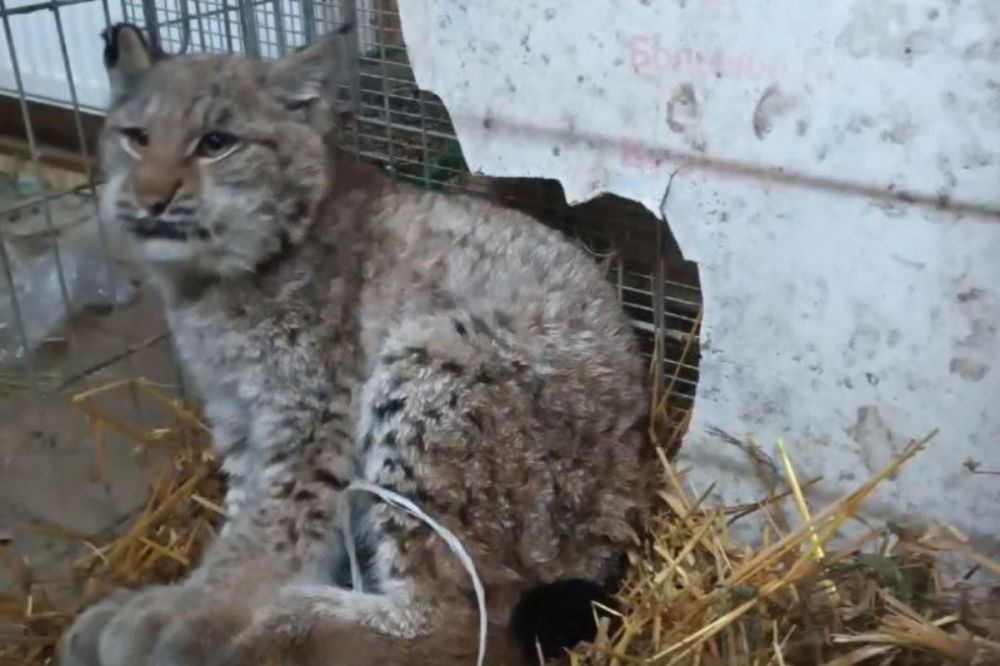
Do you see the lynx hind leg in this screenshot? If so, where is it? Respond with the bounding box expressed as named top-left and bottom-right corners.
top-left (362, 311), bottom-right (647, 588)
top-left (218, 585), bottom-right (520, 666)
top-left (356, 310), bottom-right (552, 573)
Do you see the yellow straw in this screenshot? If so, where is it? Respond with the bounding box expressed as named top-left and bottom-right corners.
top-left (776, 437), bottom-right (841, 605)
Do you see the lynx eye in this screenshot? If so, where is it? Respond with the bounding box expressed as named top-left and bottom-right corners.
top-left (195, 131), bottom-right (239, 159)
top-left (119, 127), bottom-right (149, 147)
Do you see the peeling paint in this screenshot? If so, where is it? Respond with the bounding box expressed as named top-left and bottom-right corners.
top-left (752, 85), bottom-right (797, 140)
top-left (666, 84), bottom-right (699, 134)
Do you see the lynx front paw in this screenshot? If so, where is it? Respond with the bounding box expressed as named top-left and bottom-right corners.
top-left (59, 584), bottom-right (242, 666)
top-left (59, 589), bottom-right (135, 666)
top-left (60, 585), bottom-right (182, 666)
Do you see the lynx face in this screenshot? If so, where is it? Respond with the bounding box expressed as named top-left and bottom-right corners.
top-left (98, 24), bottom-right (352, 276)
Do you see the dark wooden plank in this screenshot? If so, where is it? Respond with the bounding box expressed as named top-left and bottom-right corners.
top-left (0, 96), bottom-right (105, 165)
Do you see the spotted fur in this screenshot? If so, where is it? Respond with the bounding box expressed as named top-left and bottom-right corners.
top-left (61, 23), bottom-right (655, 666)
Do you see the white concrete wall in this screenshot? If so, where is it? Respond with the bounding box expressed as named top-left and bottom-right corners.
top-left (396, 0), bottom-right (1000, 552)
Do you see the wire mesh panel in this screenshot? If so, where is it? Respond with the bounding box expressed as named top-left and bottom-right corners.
top-left (0, 0), bottom-right (141, 392)
top-left (125, 0), bottom-right (336, 57)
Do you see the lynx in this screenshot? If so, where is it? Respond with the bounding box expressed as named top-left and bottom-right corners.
top-left (60, 22), bottom-right (655, 666)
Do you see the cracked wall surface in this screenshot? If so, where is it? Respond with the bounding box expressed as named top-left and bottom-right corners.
top-left (397, 0), bottom-right (1000, 551)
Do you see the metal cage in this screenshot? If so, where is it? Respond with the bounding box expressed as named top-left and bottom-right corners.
top-left (0, 0), bottom-right (701, 442)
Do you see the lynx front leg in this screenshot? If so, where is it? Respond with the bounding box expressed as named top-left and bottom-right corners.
top-left (59, 423), bottom-right (357, 666)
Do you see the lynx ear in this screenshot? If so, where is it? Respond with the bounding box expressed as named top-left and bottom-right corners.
top-left (101, 22), bottom-right (157, 102)
top-left (266, 22), bottom-right (355, 122)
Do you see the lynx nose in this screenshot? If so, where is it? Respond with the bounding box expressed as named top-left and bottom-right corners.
top-left (131, 158), bottom-right (186, 217)
top-left (133, 178), bottom-right (180, 217)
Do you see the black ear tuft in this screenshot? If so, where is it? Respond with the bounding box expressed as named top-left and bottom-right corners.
top-left (101, 22), bottom-right (162, 102)
top-left (509, 578), bottom-right (619, 663)
top-left (101, 23), bottom-right (154, 70)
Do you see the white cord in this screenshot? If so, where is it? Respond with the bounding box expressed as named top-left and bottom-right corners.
top-left (339, 491), bottom-right (364, 593)
top-left (345, 480), bottom-right (488, 666)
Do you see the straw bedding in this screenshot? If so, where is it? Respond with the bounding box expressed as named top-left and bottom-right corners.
top-left (1, 373), bottom-right (997, 666)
